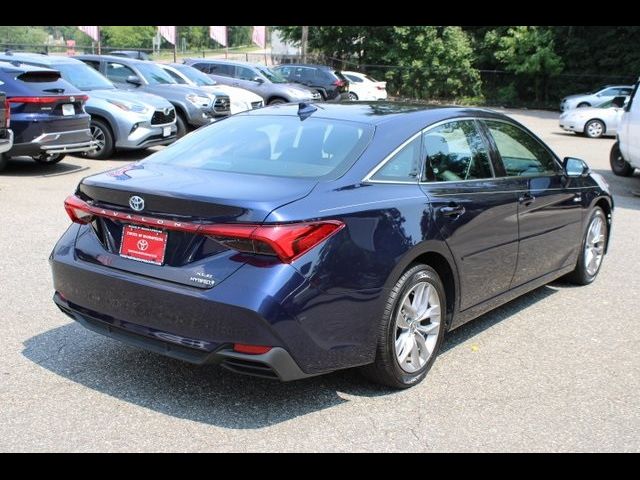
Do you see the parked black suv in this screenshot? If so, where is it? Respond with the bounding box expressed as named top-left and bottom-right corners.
top-left (0, 61), bottom-right (93, 169)
top-left (272, 64), bottom-right (350, 101)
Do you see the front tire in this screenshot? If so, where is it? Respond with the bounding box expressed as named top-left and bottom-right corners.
top-left (84, 119), bottom-right (114, 160)
top-left (566, 207), bottom-right (607, 285)
top-left (32, 153), bottom-right (65, 164)
top-left (268, 97), bottom-right (287, 105)
top-left (175, 113), bottom-right (188, 139)
top-left (610, 142), bottom-right (634, 176)
top-left (584, 119), bottom-right (605, 138)
top-left (0, 153), bottom-right (7, 172)
top-left (577, 102), bottom-right (590, 108)
top-left (361, 264), bottom-right (446, 389)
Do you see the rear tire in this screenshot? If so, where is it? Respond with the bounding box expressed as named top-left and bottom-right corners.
top-left (565, 207), bottom-right (607, 285)
top-left (584, 119), bottom-right (605, 138)
top-left (32, 153), bottom-right (65, 165)
top-left (84, 119), bottom-right (114, 160)
top-left (610, 142), bottom-right (633, 176)
top-left (361, 264), bottom-right (446, 389)
top-left (268, 97), bottom-right (287, 105)
top-left (347, 92), bottom-right (358, 101)
top-left (577, 102), bottom-right (590, 108)
top-left (0, 153), bottom-right (7, 172)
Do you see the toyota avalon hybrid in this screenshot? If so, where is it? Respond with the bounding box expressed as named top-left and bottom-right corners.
top-left (50, 102), bottom-right (613, 388)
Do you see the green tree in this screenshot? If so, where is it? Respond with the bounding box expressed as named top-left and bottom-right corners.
top-left (0, 26), bottom-right (49, 46)
top-left (487, 26), bottom-right (563, 102)
top-left (101, 26), bottom-right (156, 49)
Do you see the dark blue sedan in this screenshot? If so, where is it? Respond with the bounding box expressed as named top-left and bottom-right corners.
top-left (50, 102), bottom-right (613, 388)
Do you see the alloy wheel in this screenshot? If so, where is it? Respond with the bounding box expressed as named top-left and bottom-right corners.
top-left (584, 215), bottom-right (605, 276)
top-left (90, 124), bottom-right (106, 153)
top-left (394, 281), bottom-right (441, 373)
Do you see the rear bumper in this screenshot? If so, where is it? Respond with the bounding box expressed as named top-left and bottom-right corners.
top-left (54, 293), bottom-right (312, 381)
top-left (9, 128), bottom-right (96, 156)
top-left (0, 129), bottom-right (13, 154)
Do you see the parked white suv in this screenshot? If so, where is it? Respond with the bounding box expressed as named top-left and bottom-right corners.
top-left (610, 82), bottom-right (640, 177)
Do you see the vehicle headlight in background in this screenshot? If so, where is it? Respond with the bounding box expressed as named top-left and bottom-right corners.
top-left (106, 99), bottom-right (150, 114)
top-left (186, 94), bottom-right (212, 107)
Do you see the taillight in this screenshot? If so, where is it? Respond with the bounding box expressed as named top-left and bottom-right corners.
top-left (233, 344), bottom-right (272, 355)
top-left (203, 221), bottom-right (344, 263)
top-left (333, 79), bottom-right (345, 87)
top-left (64, 195), bottom-right (94, 224)
top-left (3, 98), bottom-right (8, 128)
top-left (8, 95), bottom-right (89, 104)
top-left (376, 86), bottom-right (385, 90)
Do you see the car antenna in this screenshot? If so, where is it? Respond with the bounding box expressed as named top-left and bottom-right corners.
top-left (297, 102), bottom-right (318, 121)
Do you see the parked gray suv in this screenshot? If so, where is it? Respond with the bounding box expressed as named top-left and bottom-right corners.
top-left (76, 55), bottom-right (231, 137)
top-left (0, 52), bottom-right (177, 159)
top-left (184, 58), bottom-right (321, 105)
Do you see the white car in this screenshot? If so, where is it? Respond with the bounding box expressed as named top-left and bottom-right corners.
top-left (559, 98), bottom-right (627, 138)
top-left (159, 63), bottom-right (264, 114)
top-left (342, 71), bottom-right (388, 101)
top-left (560, 85), bottom-right (633, 112)
top-left (610, 82), bottom-right (640, 176)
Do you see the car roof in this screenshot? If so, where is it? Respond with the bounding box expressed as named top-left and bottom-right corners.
top-left (241, 101), bottom-right (510, 127)
top-left (0, 52), bottom-right (82, 66)
top-left (74, 54), bottom-right (147, 65)
top-left (0, 60), bottom-right (58, 73)
top-left (277, 63), bottom-right (334, 70)
top-left (185, 58), bottom-right (257, 67)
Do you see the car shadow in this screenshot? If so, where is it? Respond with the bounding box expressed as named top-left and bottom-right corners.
top-left (24, 284), bottom-right (567, 429)
top-left (0, 157), bottom-right (90, 177)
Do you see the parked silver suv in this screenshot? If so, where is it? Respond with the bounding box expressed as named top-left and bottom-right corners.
top-left (184, 58), bottom-right (320, 105)
top-left (0, 52), bottom-right (177, 159)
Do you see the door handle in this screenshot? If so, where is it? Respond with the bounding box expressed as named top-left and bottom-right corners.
top-left (438, 204), bottom-right (466, 217)
top-left (518, 193), bottom-right (536, 206)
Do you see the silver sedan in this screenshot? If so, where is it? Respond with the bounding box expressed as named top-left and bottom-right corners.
top-left (559, 99), bottom-right (626, 138)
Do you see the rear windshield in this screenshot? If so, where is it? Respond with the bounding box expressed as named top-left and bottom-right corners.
top-left (144, 115), bottom-right (374, 179)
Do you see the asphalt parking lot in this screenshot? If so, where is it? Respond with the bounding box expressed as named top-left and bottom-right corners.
top-left (1, 109), bottom-right (638, 452)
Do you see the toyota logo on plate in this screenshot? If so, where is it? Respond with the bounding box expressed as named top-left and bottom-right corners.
top-left (137, 239), bottom-right (149, 251)
top-left (129, 195), bottom-right (145, 212)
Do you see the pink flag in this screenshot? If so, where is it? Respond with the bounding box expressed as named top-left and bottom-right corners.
top-left (209, 26), bottom-right (227, 47)
top-left (252, 26), bottom-right (266, 49)
top-left (158, 26), bottom-right (176, 45)
top-left (78, 26), bottom-right (99, 42)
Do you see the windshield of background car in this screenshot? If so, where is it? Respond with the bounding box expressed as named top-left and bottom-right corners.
top-left (144, 115), bottom-right (374, 179)
top-left (255, 66), bottom-right (287, 84)
top-left (135, 63), bottom-right (176, 85)
top-left (57, 63), bottom-right (115, 91)
top-left (175, 65), bottom-right (215, 86)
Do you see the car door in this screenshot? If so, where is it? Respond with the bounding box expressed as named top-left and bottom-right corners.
top-left (419, 119), bottom-right (519, 311)
top-left (622, 82), bottom-right (640, 163)
top-left (481, 119), bottom-right (582, 287)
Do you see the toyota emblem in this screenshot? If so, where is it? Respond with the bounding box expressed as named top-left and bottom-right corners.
top-left (129, 195), bottom-right (145, 212)
top-left (137, 239), bottom-right (149, 251)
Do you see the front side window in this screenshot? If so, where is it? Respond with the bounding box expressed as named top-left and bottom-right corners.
top-left (135, 63), bottom-right (176, 85)
top-left (145, 116), bottom-right (374, 180)
top-left (371, 135), bottom-right (421, 182)
top-left (236, 66), bottom-right (256, 81)
top-left (163, 68), bottom-right (188, 84)
top-left (484, 120), bottom-right (558, 177)
top-left (106, 62), bottom-right (136, 83)
top-left (599, 87), bottom-right (619, 97)
top-left (423, 120), bottom-right (493, 182)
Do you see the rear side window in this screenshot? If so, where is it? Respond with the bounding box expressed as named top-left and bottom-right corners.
top-left (82, 60), bottom-right (101, 72)
top-left (209, 63), bottom-right (234, 77)
top-left (371, 135), bottom-right (421, 182)
top-left (145, 115), bottom-right (374, 179)
top-left (345, 74), bottom-right (363, 83)
top-left (192, 63), bottom-right (211, 74)
top-left (423, 120), bottom-right (493, 182)
top-left (484, 120), bottom-right (558, 177)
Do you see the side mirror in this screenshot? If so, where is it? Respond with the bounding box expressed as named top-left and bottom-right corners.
top-left (126, 75), bottom-right (142, 86)
top-left (563, 157), bottom-right (590, 177)
top-left (253, 76), bottom-right (264, 84)
top-left (612, 96), bottom-right (626, 108)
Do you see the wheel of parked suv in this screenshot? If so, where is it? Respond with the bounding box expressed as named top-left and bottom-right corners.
top-left (84, 119), bottom-right (114, 160)
top-left (361, 264), bottom-right (446, 389)
top-left (347, 92), bottom-right (358, 101)
top-left (32, 153), bottom-right (65, 165)
top-left (577, 102), bottom-right (590, 108)
top-left (610, 142), bottom-right (634, 176)
top-left (566, 207), bottom-right (607, 285)
top-left (176, 114), bottom-right (188, 139)
top-left (268, 98), bottom-right (287, 105)
top-left (0, 153), bottom-right (7, 172)
top-left (584, 119), bottom-right (605, 138)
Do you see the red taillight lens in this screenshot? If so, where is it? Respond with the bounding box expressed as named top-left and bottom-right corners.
top-left (333, 79), bottom-right (346, 87)
top-left (8, 95), bottom-right (89, 104)
top-left (376, 86), bottom-right (385, 90)
top-left (233, 344), bottom-right (272, 355)
top-left (202, 221), bottom-right (344, 263)
top-left (64, 195), bottom-right (94, 224)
